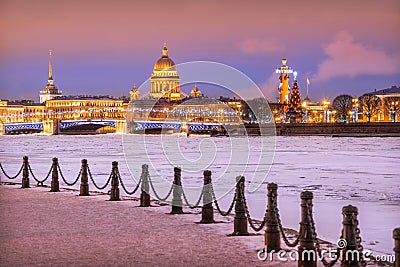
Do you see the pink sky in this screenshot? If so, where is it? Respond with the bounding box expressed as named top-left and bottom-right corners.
top-left (1, 0), bottom-right (399, 101)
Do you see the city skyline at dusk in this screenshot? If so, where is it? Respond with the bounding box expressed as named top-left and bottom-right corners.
top-left (1, 0), bottom-right (399, 102)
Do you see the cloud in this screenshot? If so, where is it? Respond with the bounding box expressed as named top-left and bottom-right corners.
top-left (314, 31), bottom-right (400, 82)
top-left (239, 38), bottom-right (285, 54)
top-left (258, 72), bottom-right (279, 101)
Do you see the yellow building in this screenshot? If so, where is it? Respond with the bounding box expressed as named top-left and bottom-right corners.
top-left (0, 101), bottom-right (25, 123)
top-left (0, 97), bottom-right (126, 125)
top-left (150, 43), bottom-right (181, 101)
top-left (45, 96), bottom-right (126, 121)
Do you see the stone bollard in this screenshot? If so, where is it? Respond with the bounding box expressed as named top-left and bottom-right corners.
top-left (341, 205), bottom-right (360, 267)
top-left (265, 183), bottom-right (280, 251)
top-left (171, 167), bottom-right (183, 214)
top-left (232, 176), bottom-right (248, 236)
top-left (298, 191), bottom-right (316, 267)
top-left (79, 159), bottom-right (89, 196)
top-left (394, 228), bottom-right (400, 267)
top-left (21, 156), bottom-right (30, 188)
top-left (50, 158), bottom-right (59, 192)
top-left (109, 161), bottom-right (120, 201)
top-left (200, 170), bottom-right (214, 224)
top-left (140, 164), bottom-right (150, 207)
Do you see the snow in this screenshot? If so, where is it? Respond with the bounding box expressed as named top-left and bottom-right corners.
top-left (0, 134), bottom-right (399, 255)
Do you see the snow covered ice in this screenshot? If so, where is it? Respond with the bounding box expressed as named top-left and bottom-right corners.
top-left (0, 134), bottom-right (399, 255)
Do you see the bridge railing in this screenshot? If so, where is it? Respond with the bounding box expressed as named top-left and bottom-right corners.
top-left (0, 156), bottom-right (398, 266)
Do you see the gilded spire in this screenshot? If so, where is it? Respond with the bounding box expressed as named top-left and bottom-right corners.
top-left (48, 50), bottom-right (53, 82)
top-left (162, 42), bottom-right (168, 57)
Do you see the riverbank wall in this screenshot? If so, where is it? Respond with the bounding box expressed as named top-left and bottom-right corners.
top-left (271, 122), bottom-right (400, 137)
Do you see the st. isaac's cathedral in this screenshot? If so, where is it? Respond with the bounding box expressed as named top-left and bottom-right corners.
top-left (150, 43), bottom-right (181, 101)
top-left (127, 43), bottom-right (244, 125)
top-left (130, 43), bottom-right (205, 102)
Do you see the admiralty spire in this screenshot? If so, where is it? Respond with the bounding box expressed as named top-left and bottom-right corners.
top-left (40, 50), bottom-right (62, 103)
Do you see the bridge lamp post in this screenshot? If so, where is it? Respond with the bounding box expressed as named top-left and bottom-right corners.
top-left (390, 101), bottom-right (399, 122)
top-left (352, 98), bottom-right (359, 123)
top-left (323, 100), bottom-right (330, 123)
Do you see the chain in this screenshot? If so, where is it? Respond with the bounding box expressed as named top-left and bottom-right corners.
top-left (274, 192), bottom-right (301, 247)
top-left (28, 163), bottom-right (52, 186)
top-left (353, 214), bottom-right (367, 266)
top-left (118, 170), bottom-right (141, 195)
top-left (242, 189), bottom-right (267, 232)
top-left (58, 163), bottom-right (81, 186)
top-left (210, 182), bottom-right (236, 216)
top-left (181, 187), bottom-right (203, 209)
top-left (87, 165), bottom-right (112, 190)
top-left (304, 202), bottom-right (339, 267)
top-left (0, 163), bottom-right (23, 179)
top-left (148, 173), bottom-right (174, 201)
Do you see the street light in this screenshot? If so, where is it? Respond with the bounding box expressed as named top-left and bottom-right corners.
top-left (302, 101), bottom-right (308, 123)
top-left (323, 100), bottom-right (330, 123)
top-left (352, 98), bottom-right (359, 123)
top-left (389, 101), bottom-right (399, 122)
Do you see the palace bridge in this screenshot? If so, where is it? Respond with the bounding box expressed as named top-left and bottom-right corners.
top-left (0, 119), bottom-right (222, 135)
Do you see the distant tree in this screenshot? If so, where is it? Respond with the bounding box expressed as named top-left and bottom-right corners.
top-left (332, 94), bottom-right (353, 121)
top-left (359, 94), bottom-right (382, 122)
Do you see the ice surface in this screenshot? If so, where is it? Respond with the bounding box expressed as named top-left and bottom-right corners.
top-left (0, 134), bottom-right (399, 255)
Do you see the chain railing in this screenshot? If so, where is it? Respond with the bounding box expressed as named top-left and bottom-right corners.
top-left (3, 155), bottom-right (393, 267)
top-left (28, 163), bottom-right (52, 186)
top-left (87, 165), bottom-right (112, 190)
top-left (181, 187), bottom-right (204, 209)
top-left (117, 168), bottom-right (141, 195)
top-left (242, 188), bottom-right (267, 232)
top-left (308, 201), bottom-right (341, 267)
top-left (0, 163), bottom-right (23, 180)
top-left (353, 211), bottom-right (367, 267)
top-left (210, 182), bottom-right (236, 216)
top-left (57, 162), bottom-right (82, 186)
top-left (148, 173), bottom-right (174, 201)
top-left (274, 192), bottom-right (302, 247)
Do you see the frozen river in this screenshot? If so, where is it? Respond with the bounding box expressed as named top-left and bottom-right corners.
top-left (0, 134), bottom-right (399, 255)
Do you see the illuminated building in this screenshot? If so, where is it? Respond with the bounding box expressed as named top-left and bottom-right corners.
top-left (368, 86), bottom-right (400, 122)
top-left (129, 84), bottom-right (140, 101)
top-left (44, 96), bottom-right (125, 121)
top-left (190, 84), bottom-right (202, 98)
top-left (39, 50), bottom-right (62, 103)
top-left (301, 98), bottom-right (335, 123)
top-left (129, 85), bottom-right (241, 124)
top-left (150, 43), bottom-right (181, 101)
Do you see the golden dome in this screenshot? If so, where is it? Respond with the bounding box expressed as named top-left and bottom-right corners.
top-left (153, 43), bottom-right (176, 71)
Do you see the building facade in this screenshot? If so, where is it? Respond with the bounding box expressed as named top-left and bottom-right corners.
top-left (150, 43), bottom-right (181, 101)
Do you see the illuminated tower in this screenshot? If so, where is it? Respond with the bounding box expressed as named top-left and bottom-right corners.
top-left (40, 50), bottom-right (62, 103)
top-left (150, 43), bottom-right (181, 101)
top-left (275, 59), bottom-right (293, 104)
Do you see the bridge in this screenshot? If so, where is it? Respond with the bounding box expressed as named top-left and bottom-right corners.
top-left (130, 121), bottom-right (221, 133)
top-left (1, 119), bottom-right (222, 135)
top-left (1, 120), bottom-right (125, 135)
top-left (2, 122), bottom-right (44, 134)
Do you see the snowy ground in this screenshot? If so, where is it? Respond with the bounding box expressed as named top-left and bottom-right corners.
top-left (0, 134), bottom-right (399, 255)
